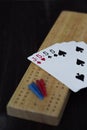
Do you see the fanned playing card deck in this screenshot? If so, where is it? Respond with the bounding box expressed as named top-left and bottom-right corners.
top-left (28, 41), bottom-right (87, 92)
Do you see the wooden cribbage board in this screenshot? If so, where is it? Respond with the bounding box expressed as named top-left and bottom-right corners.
top-left (7, 11), bottom-right (87, 126)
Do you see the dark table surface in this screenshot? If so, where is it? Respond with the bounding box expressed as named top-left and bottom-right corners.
top-left (1, 1), bottom-right (87, 130)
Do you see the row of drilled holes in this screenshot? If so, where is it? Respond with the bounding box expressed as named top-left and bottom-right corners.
top-left (16, 69), bottom-right (41, 104)
top-left (13, 94), bottom-right (62, 113)
top-left (46, 94), bottom-right (61, 112)
top-left (14, 83), bottom-right (64, 106)
top-left (26, 69), bottom-right (40, 82)
top-left (14, 86), bottom-right (64, 106)
top-left (14, 90), bottom-right (30, 104)
top-left (13, 70), bottom-right (65, 111)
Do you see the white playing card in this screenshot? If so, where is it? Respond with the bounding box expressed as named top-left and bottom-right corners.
top-left (27, 41), bottom-right (87, 92)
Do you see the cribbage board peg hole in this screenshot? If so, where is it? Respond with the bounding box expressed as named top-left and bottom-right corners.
top-left (54, 106), bottom-right (56, 109)
top-left (33, 78), bottom-right (37, 81)
top-left (52, 109), bottom-right (55, 112)
top-left (56, 98), bottom-right (60, 101)
top-left (62, 86), bottom-right (65, 89)
top-left (55, 101), bottom-right (58, 104)
top-left (56, 86), bottom-right (58, 88)
top-left (26, 91), bottom-right (29, 94)
top-left (22, 87), bottom-right (25, 90)
top-left (49, 100), bottom-right (52, 103)
top-left (20, 102), bottom-right (24, 105)
top-left (36, 71), bottom-right (39, 74)
top-left (22, 98), bottom-right (25, 101)
top-left (24, 95), bottom-right (27, 98)
top-left (34, 103), bottom-right (37, 106)
top-left (14, 101), bottom-right (18, 104)
top-left (51, 96), bottom-right (54, 100)
top-left (59, 94), bottom-right (61, 97)
top-left (18, 94), bottom-right (21, 97)
top-left (48, 104), bottom-right (51, 107)
top-left (46, 108), bottom-right (49, 111)
top-left (26, 79), bottom-right (29, 82)
top-left (35, 74), bottom-right (38, 77)
top-left (16, 97), bottom-right (19, 100)
top-left (20, 90), bottom-right (23, 93)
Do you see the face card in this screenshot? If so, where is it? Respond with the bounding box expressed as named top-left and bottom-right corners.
top-left (28, 41), bottom-right (87, 92)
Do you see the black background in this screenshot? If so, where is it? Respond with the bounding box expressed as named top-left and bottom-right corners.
top-left (1, 1), bottom-right (87, 130)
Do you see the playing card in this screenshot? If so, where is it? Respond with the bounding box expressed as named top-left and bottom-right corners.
top-left (27, 41), bottom-right (87, 92)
